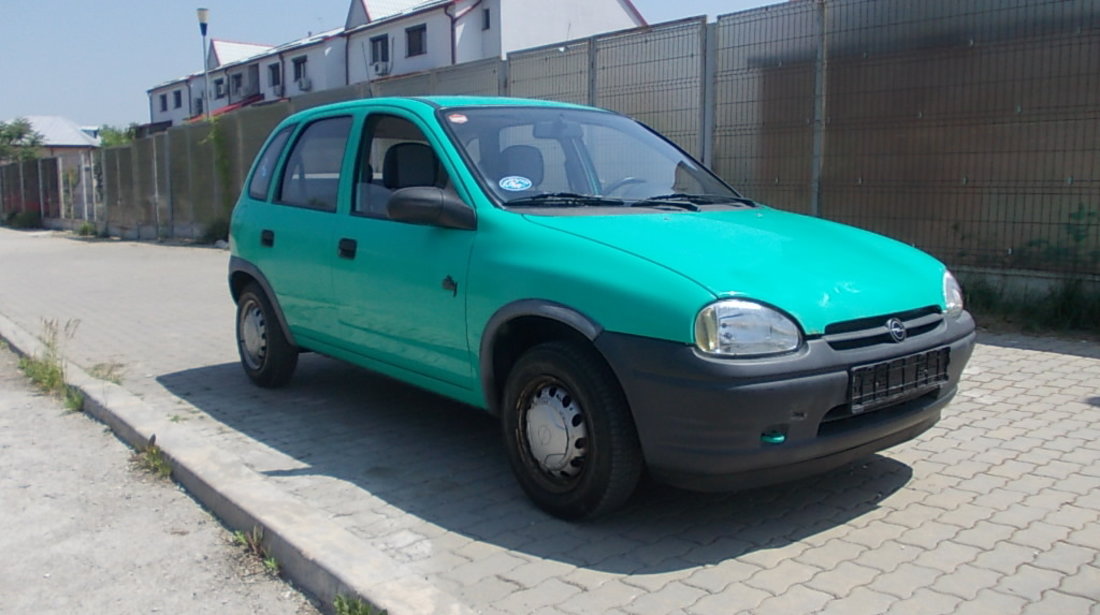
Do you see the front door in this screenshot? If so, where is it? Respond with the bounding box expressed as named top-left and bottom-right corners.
top-left (329, 110), bottom-right (477, 389)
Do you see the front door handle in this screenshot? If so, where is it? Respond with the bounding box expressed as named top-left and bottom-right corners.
top-left (260, 229), bottom-right (275, 247)
top-left (338, 237), bottom-right (358, 259)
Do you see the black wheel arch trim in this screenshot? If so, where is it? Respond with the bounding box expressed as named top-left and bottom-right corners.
top-left (478, 299), bottom-right (604, 416)
top-left (228, 256), bottom-right (298, 348)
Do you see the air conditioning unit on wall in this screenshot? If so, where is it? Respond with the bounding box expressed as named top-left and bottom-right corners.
top-left (297, 77), bottom-right (312, 91)
top-left (372, 61), bottom-right (391, 77)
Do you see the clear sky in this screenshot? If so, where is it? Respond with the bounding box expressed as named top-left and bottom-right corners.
top-left (0, 0), bottom-right (776, 128)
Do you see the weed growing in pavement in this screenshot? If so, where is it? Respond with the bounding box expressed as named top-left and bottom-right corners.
top-left (18, 319), bottom-right (83, 410)
top-left (76, 221), bottom-right (96, 237)
top-left (133, 434), bottom-right (172, 479)
top-left (232, 526), bottom-right (283, 578)
top-left (89, 361), bottom-right (125, 384)
top-left (334, 595), bottom-right (388, 615)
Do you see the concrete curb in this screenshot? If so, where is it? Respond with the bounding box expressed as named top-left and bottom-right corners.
top-left (0, 312), bottom-right (475, 615)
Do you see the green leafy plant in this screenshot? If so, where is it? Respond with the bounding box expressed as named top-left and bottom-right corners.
top-left (133, 434), bottom-right (172, 479)
top-left (334, 595), bottom-right (387, 615)
top-left (18, 319), bottom-right (83, 409)
top-left (76, 221), bottom-right (96, 237)
top-left (7, 211), bottom-right (43, 229)
top-left (233, 526), bottom-right (281, 577)
top-left (0, 117), bottom-right (43, 164)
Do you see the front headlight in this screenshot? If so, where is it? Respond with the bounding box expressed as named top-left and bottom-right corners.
top-left (694, 299), bottom-right (802, 356)
top-left (943, 270), bottom-right (964, 317)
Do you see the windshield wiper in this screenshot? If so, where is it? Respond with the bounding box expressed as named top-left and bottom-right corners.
top-left (638, 193), bottom-right (758, 208)
top-left (506, 192), bottom-right (626, 207)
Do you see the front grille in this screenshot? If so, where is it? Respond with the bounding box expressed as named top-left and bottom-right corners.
top-left (823, 306), bottom-right (942, 351)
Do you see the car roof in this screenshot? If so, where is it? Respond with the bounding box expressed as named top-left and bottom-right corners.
top-left (283, 95), bottom-right (602, 121)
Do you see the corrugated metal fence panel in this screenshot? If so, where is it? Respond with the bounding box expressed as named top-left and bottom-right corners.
top-left (0, 164), bottom-right (17, 216)
top-left (38, 158), bottom-right (61, 218)
top-left (595, 19), bottom-right (706, 158)
top-left (820, 0), bottom-right (1100, 275)
top-left (20, 160), bottom-right (41, 214)
top-left (507, 40), bottom-right (590, 104)
top-left (433, 58), bottom-right (504, 95)
top-left (714, 3), bottom-right (820, 214)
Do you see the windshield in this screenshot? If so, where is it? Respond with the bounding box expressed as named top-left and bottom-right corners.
top-left (439, 106), bottom-right (747, 211)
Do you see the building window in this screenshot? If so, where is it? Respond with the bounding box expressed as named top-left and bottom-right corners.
top-left (370, 35), bottom-right (389, 63)
top-left (292, 56), bottom-right (308, 81)
top-left (406, 24), bottom-right (426, 57)
top-left (269, 63), bottom-right (281, 87)
top-left (195, 98), bottom-right (204, 115)
top-left (214, 78), bottom-right (226, 99)
top-left (159, 94), bottom-right (167, 112)
top-left (482, 8), bottom-right (490, 30)
top-left (231, 74), bottom-right (243, 96)
top-left (173, 90), bottom-right (182, 108)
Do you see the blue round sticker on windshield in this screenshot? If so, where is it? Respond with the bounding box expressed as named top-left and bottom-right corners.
top-left (499, 176), bottom-right (533, 191)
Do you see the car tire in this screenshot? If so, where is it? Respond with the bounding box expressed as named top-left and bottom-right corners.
top-left (501, 341), bottom-right (643, 520)
top-left (236, 282), bottom-right (297, 388)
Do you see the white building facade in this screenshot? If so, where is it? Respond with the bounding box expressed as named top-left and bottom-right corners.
top-left (148, 0), bottom-right (646, 126)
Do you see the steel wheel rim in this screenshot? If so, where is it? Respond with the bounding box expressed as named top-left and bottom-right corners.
top-left (239, 299), bottom-right (267, 370)
top-left (520, 380), bottom-right (588, 486)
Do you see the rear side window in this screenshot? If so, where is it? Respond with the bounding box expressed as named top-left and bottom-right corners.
top-left (276, 116), bottom-right (353, 211)
top-left (247, 125), bottom-right (294, 200)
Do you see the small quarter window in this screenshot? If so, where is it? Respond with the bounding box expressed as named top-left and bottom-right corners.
top-left (277, 117), bottom-right (352, 211)
top-left (248, 125), bottom-right (294, 201)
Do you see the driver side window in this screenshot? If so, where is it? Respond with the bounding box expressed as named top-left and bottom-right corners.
top-left (353, 114), bottom-right (452, 218)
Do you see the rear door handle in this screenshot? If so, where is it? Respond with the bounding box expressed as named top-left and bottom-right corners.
top-left (338, 237), bottom-right (358, 259)
top-left (260, 229), bottom-right (275, 247)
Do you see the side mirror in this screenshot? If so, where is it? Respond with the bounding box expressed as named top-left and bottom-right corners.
top-left (386, 187), bottom-right (477, 230)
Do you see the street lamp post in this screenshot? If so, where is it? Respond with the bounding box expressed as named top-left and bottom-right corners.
top-left (197, 8), bottom-right (211, 120)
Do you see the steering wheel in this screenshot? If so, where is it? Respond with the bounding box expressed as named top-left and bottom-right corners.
top-left (603, 177), bottom-right (645, 196)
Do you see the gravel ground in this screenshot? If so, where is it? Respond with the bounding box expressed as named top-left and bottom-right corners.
top-left (0, 343), bottom-right (322, 615)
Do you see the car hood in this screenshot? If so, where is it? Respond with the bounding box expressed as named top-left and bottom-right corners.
top-left (523, 207), bottom-right (947, 334)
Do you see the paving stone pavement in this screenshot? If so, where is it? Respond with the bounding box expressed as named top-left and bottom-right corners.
top-left (1, 227), bottom-right (1098, 615)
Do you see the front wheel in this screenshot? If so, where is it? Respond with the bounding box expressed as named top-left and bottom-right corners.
top-left (236, 282), bottom-right (297, 388)
top-left (501, 341), bottom-right (643, 520)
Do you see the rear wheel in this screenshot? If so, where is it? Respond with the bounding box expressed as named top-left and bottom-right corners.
top-left (236, 283), bottom-right (297, 387)
top-left (501, 341), bottom-right (643, 520)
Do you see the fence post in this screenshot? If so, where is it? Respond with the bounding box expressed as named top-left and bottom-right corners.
top-left (165, 131), bottom-right (173, 236)
top-left (587, 36), bottom-right (598, 107)
top-left (37, 158), bottom-right (45, 216)
top-left (152, 135), bottom-right (161, 238)
top-left (809, 0), bottom-right (829, 218)
top-left (701, 22), bottom-right (718, 167)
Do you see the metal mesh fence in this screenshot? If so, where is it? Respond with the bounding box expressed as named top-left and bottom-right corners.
top-left (507, 40), bottom-right (591, 104)
top-left (714, 3), bottom-right (821, 215)
top-left (595, 18), bottom-right (706, 157)
top-left (433, 58), bottom-right (504, 96)
top-left (19, 2), bottom-right (1093, 280)
top-left (817, 0), bottom-right (1100, 276)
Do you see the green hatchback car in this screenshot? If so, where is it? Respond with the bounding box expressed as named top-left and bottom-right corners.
top-left (229, 96), bottom-right (975, 519)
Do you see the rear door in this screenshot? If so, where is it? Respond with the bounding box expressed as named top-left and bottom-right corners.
top-left (247, 114), bottom-right (354, 347)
